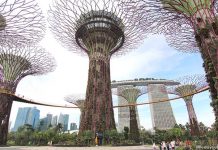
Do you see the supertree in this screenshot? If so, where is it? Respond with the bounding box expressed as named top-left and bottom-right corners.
top-left (65, 94), bottom-right (85, 127)
top-left (112, 85), bottom-right (147, 143)
top-left (48, 0), bottom-right (145, 134)
top-left (0, 0), bottom-right (45, 43)
top-left (0, 41), bottom-right (56, 145)
top-left (120, 0), bottom-right (218, 132)
top-left (167, 75), bottom-right (208, 136)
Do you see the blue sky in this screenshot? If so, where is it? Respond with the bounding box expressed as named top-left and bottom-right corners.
top-left (8, 0), bottom-right (215, 131)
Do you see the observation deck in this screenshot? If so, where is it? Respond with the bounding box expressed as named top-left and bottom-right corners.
top-left (111, 78), bottom-right (180, 88)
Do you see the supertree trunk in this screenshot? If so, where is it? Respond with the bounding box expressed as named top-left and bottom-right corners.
top-left (185, 99), bottom-right (200, 136)
top-left (129, 105), bottom-right (140, 143)
top-left (192, 8), bottom-right (218, 131)
top-left (201, 49), bottom-right (218, 132)
top-left (192, 9), bottom-right (218, 87)
top-left (80, 55), bottom-right (115, 134)
top-left (0, 93), bottom-right (13, 145)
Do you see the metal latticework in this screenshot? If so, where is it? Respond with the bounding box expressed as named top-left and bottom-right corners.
top-left (167, 74), bottom-right (207, 136)
top-left (65, 94), bottom-right (85, 110)
top-left (49, 0), bottom-right (146, 134)
top-left (113, 85), bottom-right (147, 143)
top-left (120, 0), bottom-right (218, 132)
top-left (0, 0), bottom-right (45, 43)
top-left (0, 42), bottom-right (56, 145)
top-left (65, 94), bottom-right (85, 128)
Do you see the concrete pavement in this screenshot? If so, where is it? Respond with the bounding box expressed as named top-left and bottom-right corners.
top-left (0, 145), bottom-right (152, 150)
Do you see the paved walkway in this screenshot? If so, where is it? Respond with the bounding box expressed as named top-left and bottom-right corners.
top-left (0, 145), bottom-right (152, 150)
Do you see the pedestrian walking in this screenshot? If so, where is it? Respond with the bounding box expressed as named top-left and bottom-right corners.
top-left (153, 142), bottom-right (157, 150)
top-left (162, 141), bottom-right (166, 150)
top-left (170, 140), bottom-right (175, 150)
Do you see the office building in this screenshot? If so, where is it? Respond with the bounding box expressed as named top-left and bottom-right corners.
top-left (13, 107), bottom-right (40, 131)
top-left (58, 113), bottom-right (69, 131)
top-left (70, 122), bottom-right (77, 130)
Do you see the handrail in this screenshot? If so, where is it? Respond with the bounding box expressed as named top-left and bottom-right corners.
top-left (0, 86), bottom-right (209, 108)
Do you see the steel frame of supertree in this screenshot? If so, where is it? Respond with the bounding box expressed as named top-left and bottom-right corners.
top-left (0, 39), bottom-right (56, 145)
top-left (120, 0), bottom-right (218, 132)
top-left (65, 94), bottom-right (85, 127)
top-left (0, 0), bottom-right (46, 145)
top-left (167, 74), bottom-right (208, 136)
top-left (0, 0), bottom-right (45, 43)
top-left (112, 85), bottom-right (147, 143)
top-left (48, 0), bottom-right (145, 134)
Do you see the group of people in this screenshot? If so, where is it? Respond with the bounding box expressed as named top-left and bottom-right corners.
top-left (95, 132), bottom-right (103, 146)
top-left (153, 140), bottom-right (175, 150)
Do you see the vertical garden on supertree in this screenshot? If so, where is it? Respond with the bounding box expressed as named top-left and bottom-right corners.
top-left (167, 75), bottom-right (207, 136)
top-left (48, 0), bottom-right (145, 134)
top-left (0, 0), bottom-right (47, 145)
top-left (0, 42), bottom-right (56, 145)
top-left (65, 94), bottom-right (85, 127)
top-left (113, 86), bottom-right (147, 143)
top-left (121, 0), bottom-right (218, 131)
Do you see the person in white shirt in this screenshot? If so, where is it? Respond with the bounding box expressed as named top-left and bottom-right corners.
top-left (162, 141), bottom-right (166, 150)
top-left (153, 142), bottom-right (157, 150)
top-left (170, 140), bottom-right (175, 150)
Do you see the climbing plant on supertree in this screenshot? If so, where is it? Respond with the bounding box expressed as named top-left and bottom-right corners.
top-left (48, 0), bottom-right (146, 134)
top-left (0, 0), bottom-right (45, 43)
top-left (120, 0), bottom-right (218, 132)
top-left (0, 41), bottom-right (56, 145)
top-left (112, 85), bottom-right (147, 143)
top-left (65, 94), bottom-right (85, 128)
top-left (167, 75), bottom-right (207, 136)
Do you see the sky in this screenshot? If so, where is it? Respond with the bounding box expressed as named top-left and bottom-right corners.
top-left (8, 0), bottom-right (215, 131)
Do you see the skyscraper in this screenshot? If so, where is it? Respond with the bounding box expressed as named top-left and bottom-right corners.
top-left (46, 114), bottom-right (52, 127)
top-left (70, 122), bottom-right (77, 130)
top-left (26, 107), bottom-right (40, 129)
top-left (148, 84), bottom-right (176, 130)
top-left (51, 115), bottom-right (58, 127)
top-left (13, 107), bottom-right (40, 131)
top-left (58, 113), bottom-right (69, 131)
top-left (37, 113), bottom-right (53, 131)
top-left (38, 117), bottom-right (48, 131)
top-left (111, 78), bottom-right (178, 131)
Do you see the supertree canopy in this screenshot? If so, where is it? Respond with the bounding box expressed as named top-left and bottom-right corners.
top-left (65, 94), bottom-right (85, 128)
top-left (0, 0), bottom-right (45, 43)
top-left (0, 42), bottom-right (56, 145)
top-left (48, 0), bottom-right (145, 134)
top-left (113, 85), bottom-right (147, 143)
top-left (120, 0), bottom-right (218, 132)
top-left (167, 75), bottom-right (207, 136)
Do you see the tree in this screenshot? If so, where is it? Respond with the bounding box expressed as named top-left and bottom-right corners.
top-left (167, 74), bottom-right (207, 136)
top-left (120, 0), bottom-right (218, 133)
top-left (113, 86), bottom-right (147, 143)
top-left (48, 0), bottom-right (146, 135)
top-left (124, 126), bottom-right (129, 140)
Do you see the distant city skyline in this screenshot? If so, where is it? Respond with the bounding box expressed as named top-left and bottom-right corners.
top-left (11, 106), bottom-right (77, 131)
